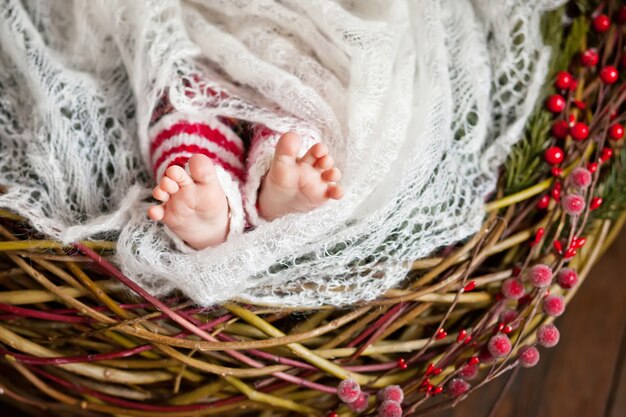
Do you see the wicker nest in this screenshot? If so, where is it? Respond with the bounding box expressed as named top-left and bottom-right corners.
top-left (0, 3), bottom-right (625, 417)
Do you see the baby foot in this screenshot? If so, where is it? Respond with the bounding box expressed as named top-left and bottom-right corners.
top-left (147, 154), bottom-right (230, 250)
top-left (258, 132), bottom-right (344, 221)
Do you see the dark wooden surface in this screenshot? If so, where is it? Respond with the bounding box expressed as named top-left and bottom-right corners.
top-left (0, 230), bottom-right (624, 417)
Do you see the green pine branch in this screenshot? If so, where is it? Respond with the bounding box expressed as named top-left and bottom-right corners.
top-left (504, 11), bottom-right (588, 195)
top-left (592, 149), bottom-right (626, 221)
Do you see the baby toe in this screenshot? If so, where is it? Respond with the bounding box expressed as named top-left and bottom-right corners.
top-left (147, 204), bottom-right (165, 221)
top-left (321, 167), bottom-right (341, 182)
top-left (314, 154), bottom-right (334, 171)
top-left (152, 185), bottom-right (170, 202)
top-left (326, 184), bottom-right (344, 200)
top-left (300, 143), bottom-right (328, 165)
top-left (159, 176), bottom-right (180, 194)
top-left (165, 165), bottom-right (193, 187)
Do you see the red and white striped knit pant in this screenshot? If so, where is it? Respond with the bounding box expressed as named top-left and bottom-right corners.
top-left (148, 91), bottom-right (319, 243)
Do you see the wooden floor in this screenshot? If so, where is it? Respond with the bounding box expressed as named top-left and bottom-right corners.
top-left (432, 228), bottom-right (626, 417)
top-left (0, 231), bottom-right (624, 417)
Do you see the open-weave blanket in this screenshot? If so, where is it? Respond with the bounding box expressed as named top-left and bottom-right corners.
top-left (0, 0), bottom-right (561, 306)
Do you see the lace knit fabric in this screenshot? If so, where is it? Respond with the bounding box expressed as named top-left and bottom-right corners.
top-left (0, 0), bottom-right (563, 306)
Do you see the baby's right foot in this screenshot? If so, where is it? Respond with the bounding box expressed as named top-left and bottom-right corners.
top-left (147, 154), bottom-right (230, 250)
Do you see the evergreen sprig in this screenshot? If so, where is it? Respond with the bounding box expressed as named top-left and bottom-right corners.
top-left (504, 12), bottom-right (588, 195)
top-left (593, 147), bottom-right (626, 220)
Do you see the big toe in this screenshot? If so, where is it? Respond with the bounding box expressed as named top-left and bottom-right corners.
top-left (274, 132), bottom-right (302, 163)
top-left (188, 154), bottom-right (218, 184)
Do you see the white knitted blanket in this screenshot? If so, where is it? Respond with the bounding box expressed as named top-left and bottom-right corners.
top-left (0, 0), bottom-right (562, 306)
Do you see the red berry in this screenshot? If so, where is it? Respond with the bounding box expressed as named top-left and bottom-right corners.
top-left (396, 358), bottom-right (407, 369)
top-left (457, 329), bottom-right (468, 343)
top-left (501, 278), bottom-right (525, 300)
top-left (619, 6), bottom-right (626, 24)
top-left (564, 247), bottom-right (577, 259)
top-left (590, 196), bottom-right (603, 210)
top-left (600, 147), bottom-right (613, 162)
top-left (554, 71), bottom-right (573, 90)
top-left (458, 362), bottom-right (479, 380)
top-left (544, 146), bottom-right (564, 165)
top-left (347, 391), bottom-right (369, 413)
top-left (573, 100), bottom-right (586, 110)
top-left (463, 281), bottom-right (477, 292)
top-left (553, 239), bottom-right (563, 255)
top-left (528, 264), bottom-right (553, 288)
top-left (587, 162), bottom-right (599, 173)
top-left (546, 94), bottom-right (566, 113)
top-left (536, 194), bottom-right (550, 210)
top-left (488, 334), bottom-right (512, 358)
top-left (432, 386), bottom-right (444, 396)
top-left (593, 14), bottom-right (611, 32)
top-left (378, 400), bottom-right (402, 417)
top-left (425, 362), bottom-right (436, 376)
top-left (537, 323), bottom-right (560, 348)
top-left (600, 66), bottom-right (619, 84)
top-left (519, 346), bottom-right (540, 368)
top-left (543, 294), bottom-right (566, 317)
top-left (562, 194), bottom-right (586, 216)
top-left (552, 167), bottom-right (564, 178)
top-left (581, 49), bottom-right (599, 67)
top-left (570, 122), bottom-right (589, 141)
top-left (609, 124), bottom-right (624, 140)
top-left (337, 379), bottom-right (361, 403)
top-left (551, 188), bottom-right (562, 201)
top-left (568, 114), bottom-right (576, 127)
top-left (447, 379), bottom-right (470, 398)
top-left (469, 357), bottom-right (480, 365)
top-left (569, 167), bottom-right (592, 188)
top-left (477, 347), bottom-right (495, 364)
top-left (572, 236), bottom-right (587, 249)
top-left (552, 120), bottom-right (569, 138)
top-left (436, 328), bottom-right (447, 340)
top-left (328, 412), bottom-right (338, 417)
top-left (378, 385), bottom-right (404, 403)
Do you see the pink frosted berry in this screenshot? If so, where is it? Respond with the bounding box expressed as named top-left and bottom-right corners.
top-left (501, 309), bottom-right (518, 323)
top-left (537, 323), bottom-right (560, 348)
top-left (557, 268), bottom-right (579, 289)
top-left (569, 167), bottom-right (592, 189)
top-left (347, 391), bottom-right (369, 413)
top-left (543, 294), bottom-right (565, 317)
top-left (562, 194), bottom-right (586, 215)
top-left (500, 308), bottom-right (519, 324)
top-left (377, 385), bottom-right (404, 403)
top-left (378, 400), bottom-right (402, 417)
top-left (447, 378), bottom-right (470, 397)
top-left (519, 346), bottom-right (540, 368)
top-left (337, 379), bottom-right (361, 403)
top-left (528, 264), bottom-right (553, 288)
top-left (478, 347), bottom-right (495, 364)
top-left (488, 334), bottom-right (512, 358)
top-left (457, 362), bottom-right (479, 380)
top-left (501, 278), bottom-right (525, 300)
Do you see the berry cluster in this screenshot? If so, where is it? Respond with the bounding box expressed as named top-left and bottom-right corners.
top-left (328, 6), bottom-right (625, 415)
top-left (335, 380), bottom-right (407, 416)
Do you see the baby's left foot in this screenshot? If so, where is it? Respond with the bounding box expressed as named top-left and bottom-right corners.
top-left (258, 132), bottom-right (344, 220)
